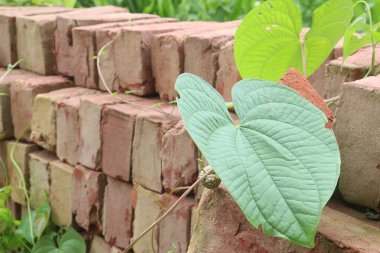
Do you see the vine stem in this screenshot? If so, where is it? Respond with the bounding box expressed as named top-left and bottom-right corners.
top-left (0, 59), bottom-right (23, 83)
top-left (122, 166), bottom-right (213, 253)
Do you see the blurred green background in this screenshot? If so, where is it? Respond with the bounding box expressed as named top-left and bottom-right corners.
top-left (0, 0), bottom-right (379, 25)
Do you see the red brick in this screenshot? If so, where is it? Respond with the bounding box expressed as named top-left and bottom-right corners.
top-left (31, 87), bottom-right (98, 152)
top-left (6, 141), bottom-right (39, 205)
top-left (184, 27), bottom-right (238, 86)
top-left (72, 13), bottom-right (159, 89)
top-left (10, 75), bottom-right (73, 140)
top-left (101, 98), bottom-right (159, 181)
top-left (90, 235), bottom-right (112, 253)
top-left (49, 160), bottom-right (74, 226)
top-left (96, 18), bottom-right (176, 92)
top-left (16, 11), bottom-right (70, 75)
top-left (73, 165), bottom-right (106, 230)
top-left (113, 21), bottom-right (219, 96)
top-left (152, 21), bottom-right (240, 101)
top-left (0, 7), bottom-right (67, 67)
top-left (189, 187), bottom-right (380, 253)
top-left (132, 105), bottom-right (180, 192)
top-left (103, 177), bottom-right (133, 248)
top-left (55, 6), bottom-right (127, 76)
top-left (334, 75), bottom-right (380, 210)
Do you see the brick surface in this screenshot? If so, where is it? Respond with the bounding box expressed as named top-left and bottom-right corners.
top-left (73, 165), bottom-right (106, 230)
top-left (326, 45), bottom-right (380, 98)
top-left (0, 141), bottom-right (7, 186)
top-left (55, 6), bottom-right (128, 76)
top-left (184, 27), bottom-right (238, 86)
top-left (152, 21), bottom-right (239, 101)
top-left (16, 11), bottom-right (70, 75)
top-left (96, 18), bottom-right (176, 92)
top-left (0, 68), bottom-right (37, 140)
top-left (132, 185), bottom-right (161, 253)
top-left (90, 235), bottom-right (112, 253)
top-left (78, 93), bottom-right (121, 169)
top-left (49, 160), bottom-right (74, 226)
top-left (114, 21), bottom-right (217, 96)
top-left (31, 87), bottom-right (98, 152)
top-left (29, 150), bottom-right (57, 209)
top-left (161, 121), bottom-right (198, 192)
top-left (72, 13), bottom-right (159, 89)
top-left (10, 75), bottom-right (73, 140)
top-left (189, 188), bottom-right (380, 253)
top-left (6, 141), bottom-right (38, 205)
top-left (101, 98), bottom-right (159, 181)
top-left (103, 177), bottom-right (133, 248)
top-left (0, 7), bottom-right (67, 67)
top-left (132, 105), bottom-right (180, 192)
top-left (334, 75), bottom-right (380, 210)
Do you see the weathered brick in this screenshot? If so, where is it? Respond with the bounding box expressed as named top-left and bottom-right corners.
top-left (31, 87), bottom-right (98, 152)
top-left (161, 121), bottom-right (198, 192)
top-left (73, 165), bottom-right (106, 230)
top-left (55, 6), bottom-right (127, 76)
top-left (101, 98), bottom-right (159, 181)
top-left (334, 75), bottom-right (380, 210)
top-left (114, 21), bottom-right (217, 96)
top-left (110, 246), bottom-right (122, 253)
top-left (326, 45), bottom-right (380, 98)
top-left (10, 75), bottom-right (73, 140)
top-left (29, 150), bottom-right (57, 209)
top-left (0, 141), bottom-right (7, 186)
top-left (158, 195), bottom-right (195, 253)
top-left (132, 105), bottom-right (180, 192)
top-left (96, 18), bottom-right (176, 92)
top-left (184, 27), bottom-right (238, 86)
top-left (132, 185), bottom-right (161, 253)
top-left (49, 160), bottom-right (74, 226)
top-left (90, 235), bottom-right (112, 253)
top-left (0, 68), bottom-right (37, 140)
top-left (78, 93), bottom-right (123, 169)
top-left (189, 187), bottom-right (380, 253)
top-left (16, 11), bottom-right (70, 75)
top-left (0, 7), bottom-right (67, 67)
top-left (152, 21), bottom-right (239, 101)
top-left (6, 141), bottom-right (39, 205)
top-left (103, 177), bottom-right (133, 248)
top-left (72, 13), bottom-right (159, 89)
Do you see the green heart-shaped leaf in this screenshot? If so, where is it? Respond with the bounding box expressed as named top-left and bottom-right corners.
top-left (175, 73), bottom-right (340, 247)
top-left (234, 0), bottom-right (353, 80)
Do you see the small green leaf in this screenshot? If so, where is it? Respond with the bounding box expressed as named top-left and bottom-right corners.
top-left (175, 73), bottom-right (340, 247)
top-left (33, 202), bottom-right (51, 239)
top-left (57, 228), bottom-right (86, 253)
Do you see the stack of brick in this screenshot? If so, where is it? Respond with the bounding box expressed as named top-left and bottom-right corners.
top-left (1, 5), bottom-right (380, 253)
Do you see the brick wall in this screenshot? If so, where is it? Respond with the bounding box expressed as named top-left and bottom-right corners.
top-left (0, 6), bottom-right (380, 253)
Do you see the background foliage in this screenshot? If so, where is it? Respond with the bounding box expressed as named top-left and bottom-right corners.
top-left (0, 0), bottom-right (379, 24)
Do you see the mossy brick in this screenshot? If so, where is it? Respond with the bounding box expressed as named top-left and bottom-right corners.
top-left (73, 165), bottom-right (106, 230)
top-left (188, 188), bottom-right (380, 253)
top-left (78, 93), bottom-right (122, 169)
top-left (326, 45), bottom-right (380, 98)
top-left (6, 141), bottom-right (39, 205)
top-left (152, 21), bottom-right (240, 101)
top-left (16, 11), bottom-right (71, 75)
top-left (72, 13), bottom-right (159, 89)
top-left (96, 17), bottom-right (176, 92)
top-left (0, 68), bottom-right (38, 140)
top-left (132, 105), bottom-right (180, 192)
top-left (31, 87), bottom-right (98, 152)
top-left (0, 7), bottom-right (67, 67)
top-left (10, 75), bottom-right (73, 141)
top-left (102, 177), bottom-right (133, 248)
top-left (29, 150), bottom-right (57, 209)
top-left (113, 21), bottom-right (218, 96)
top-left (90, 235), bottom-right (112, 253)
top-left (54, 6), bottom-right (128, 76)
top-left (101, 98), bottom-right (159, 181)
top-left (49, 160), bottom-right (74, 226)
top-left (184, 27), bottom-right (238, 87)
top-left (334, 75), bottom-right (380, 211)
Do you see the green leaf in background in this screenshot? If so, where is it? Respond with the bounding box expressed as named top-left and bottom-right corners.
top-left (61, 0), bottom-right (77, 8)
top-left (234, 0), bottom-right (353, 81)
top-left (175, 73), bottom-right (340, 247)
top-left (0, 186), bottom-right (11, 208)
